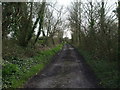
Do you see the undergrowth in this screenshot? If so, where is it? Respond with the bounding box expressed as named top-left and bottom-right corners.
top-left (2, 44), bottom-right (63, 88)
top-left (79, 49), bottom-right (119, 88)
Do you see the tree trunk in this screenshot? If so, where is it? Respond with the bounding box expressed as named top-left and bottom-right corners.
top-left (34, 1), bottom-right (46, 45)
top-left (52, 37), bottom-right (55, 45)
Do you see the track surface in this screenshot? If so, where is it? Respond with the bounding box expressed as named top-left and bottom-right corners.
top-left (24, 44), bottom-right (100, 88)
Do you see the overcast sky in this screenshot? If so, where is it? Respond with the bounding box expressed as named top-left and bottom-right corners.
top-left (33, 0), bottom-right (118, 39)
top-left (55, 0), bottom-right (118, 39)
top-left (2, 0), bottom-right (118, 39)
top-left (57, 0), bottom-right (118, 5)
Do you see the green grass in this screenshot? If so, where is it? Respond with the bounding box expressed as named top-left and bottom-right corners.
top-left (78, 49), bottom-right (119, 88)
top-left (11, 63), bottom-right (44, 88)
top-left (2, 44), bottom-right (63, 88)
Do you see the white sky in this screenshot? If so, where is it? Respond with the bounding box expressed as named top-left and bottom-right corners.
top-left (56, 0), bottom-right (118, 39)
top-left (34, 0), bottom-right (118, 39)
top-left (57, 0), bottom-right (118, 5)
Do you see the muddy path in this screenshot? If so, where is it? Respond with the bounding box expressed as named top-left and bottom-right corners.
top-left (24, 44), bottom-right (100, 88)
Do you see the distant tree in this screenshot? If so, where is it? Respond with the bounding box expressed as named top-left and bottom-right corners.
top-left (68, 0), bottom-right (118, 61)
top-left (68, 0), bottom-right (82, 46)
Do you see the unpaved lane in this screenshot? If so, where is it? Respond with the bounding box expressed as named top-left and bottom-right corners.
top-left (24, 44), bottom-right (99, 88)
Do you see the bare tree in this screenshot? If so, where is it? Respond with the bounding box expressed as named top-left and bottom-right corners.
top-left (68, 0), bottom-right (82, 45)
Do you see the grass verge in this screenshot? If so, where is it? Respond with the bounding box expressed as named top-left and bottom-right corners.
top-left (2, 44), bottom-right (63, 88)
top-left (78, 49), bottom-right (119, 88)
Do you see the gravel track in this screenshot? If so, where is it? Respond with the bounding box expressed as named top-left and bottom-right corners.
top-left (24, 44), bottom-right (100, 88)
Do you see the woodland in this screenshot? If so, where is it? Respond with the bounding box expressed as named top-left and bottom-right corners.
top-left (1, 0), bottom-right (120, 88)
